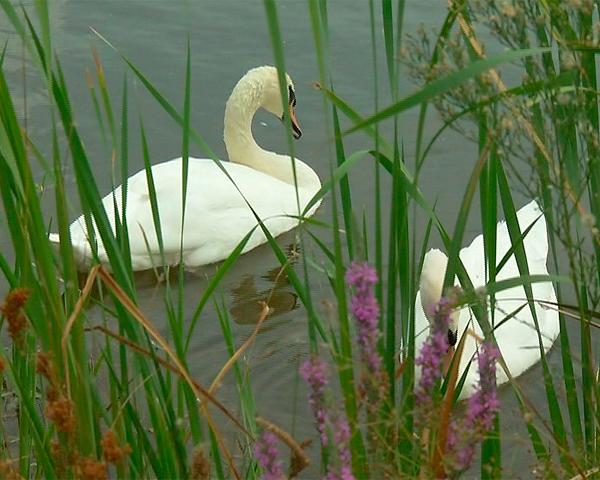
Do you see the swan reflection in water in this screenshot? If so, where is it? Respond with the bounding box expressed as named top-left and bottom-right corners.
top-left (77, 240), bottom-right (302, 333)
top-left (129, 240), bottom-right (300, 325)
top-left (229, 246), bottom-right (299, 325)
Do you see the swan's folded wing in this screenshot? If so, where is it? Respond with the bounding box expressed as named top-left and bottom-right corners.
top-left (121, 158), bottom-right (309, 264)
top-left (458, 200), bottom-right (548, 285)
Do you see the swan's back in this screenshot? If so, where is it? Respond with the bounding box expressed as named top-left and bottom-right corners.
top-left (66, 157), bottom-right (320, 270)
top-left (415, 201), bottom-right (559, 398)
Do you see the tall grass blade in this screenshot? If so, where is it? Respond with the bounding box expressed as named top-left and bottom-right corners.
top-left (346, 47), bottom-right (550, 135)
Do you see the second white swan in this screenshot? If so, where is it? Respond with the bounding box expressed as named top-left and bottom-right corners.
top-left (50, 66), bottom-right (321, 271)
top-left (415, 200), bottom-right (559, 398)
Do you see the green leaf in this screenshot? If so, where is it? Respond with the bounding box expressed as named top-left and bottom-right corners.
top-left (345, 47), bottom-right (550, 135)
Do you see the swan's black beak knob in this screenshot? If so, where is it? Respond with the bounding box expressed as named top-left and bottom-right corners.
top-left (448, 328), bottom-right (458, 347)
top-left (282, 109), bottom-right (302, 139)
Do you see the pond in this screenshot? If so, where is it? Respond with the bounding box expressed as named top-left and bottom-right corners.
top-left (0, 1), bottom-right (567, 477)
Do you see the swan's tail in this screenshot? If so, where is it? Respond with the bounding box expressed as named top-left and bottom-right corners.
top-left (517, 200), bottom-right (544, 230)
top-left (48, 233), bottom-right (60, 245)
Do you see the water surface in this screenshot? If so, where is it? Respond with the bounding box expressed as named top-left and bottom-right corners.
top-left (0, 2), bottom-right (564, 477)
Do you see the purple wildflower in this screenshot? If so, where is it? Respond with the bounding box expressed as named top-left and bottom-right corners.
top-left (445, 341), bottom-right (501, 473)
top-left (300, 357), bottom-right (329, 446)
top-left (253, 431), bottom-right (285, 480)
top-left (333, 417), bottom-right (352, 468)
top-left (415, 330), bottom-right (449, 404)
top-left (325, 466), bottom-right (355, 480)
top-left (324, 416), bottom-right (355, 480)
top-left (426, 296), bottom-right (454, 334)
top-left (415, 298), bottom-right (453, 406)
top-left (466, 342), bottom-right (500, 431)
top-left (345, 262), bottom-right (378, 293)
top-left (345, 261), bottom-right (382, 373)
top-left (300, 358), bottom-right (355, 480)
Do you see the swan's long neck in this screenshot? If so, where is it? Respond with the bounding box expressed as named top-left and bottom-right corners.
top-left (420, 249), bottom-right (447, 321)
top-left (421, 249), bottom-right (459, 339)
top-left (223, 70), bottom-right (320, 193)
top-left (224, 72), bottom-right (264, 168)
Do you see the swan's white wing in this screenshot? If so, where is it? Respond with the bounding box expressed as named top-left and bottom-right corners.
top-left (68, 157), bottom-right (315, 269)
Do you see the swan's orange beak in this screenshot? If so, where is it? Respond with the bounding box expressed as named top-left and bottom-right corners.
top-left (289, 106), bottom-right (302, 139)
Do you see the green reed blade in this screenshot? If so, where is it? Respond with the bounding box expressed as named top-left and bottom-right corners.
top-left (267, 0), bottom-right (327, 357)
top-left (184, 229), bottom-right (253, 351)
top-left (209, 426), bottom-right (226, 480)
top-left (384, 147), bottom-right (399, 402)
top-left (332, 105), bottom-right (354, 258)
top-left (139, 117), bottom-right (166, 268)
top-left (318, 85), bottom-right (391, 154)
top-left (381, 0), bottom-right (396, 92)
top-left (418, 74), bottom-right (575, 170)
top-left (367, 0), bottom-right (384, 328)
top-left (4, 361), bottom-right (56, 478)
top-left (497, 162), bottom-right (570, 462)
top-left (216, 300), bottom-right (257, 437)
top-left (302, 150), bottom-right (368, 216)
top-left (307, 229), bottom-right (336, 264)
top-left (92, 50), bottom-right (117, 146)
top-left (177, 38), bottom-right (192, 336)
top-left (346, 48), bottom-right (550, 135)
top-left (118, 74), bottom-right (133, 274)
top-left (86, 68), bottom-right (108, 146)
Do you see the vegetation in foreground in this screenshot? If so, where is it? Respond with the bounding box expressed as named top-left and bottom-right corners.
top-left (0, 0), bottom-right (599, 478)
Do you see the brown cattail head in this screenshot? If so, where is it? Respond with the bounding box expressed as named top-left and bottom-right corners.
top-left (1, 288), bottom-right (31, 345)
top-left (0, 459), bottom-right (24, 480)
top-left (1, 288), bottom-right (30, 316)
top-left (36, 352), bottom-right (55, 382)
top-left (0, 356), bottom-right (5, 375)
top-left (76, 457), bottom-right (107, 480)
top-left (50, 440), bottom-right (67, 477)
top-left (45, 396), bottom-right (76, 434)
top-left (101, 430), bottom-right (131, 464)
top-left (46, 386), bottom-right (59, 403)
top-left (190, 446), bottom-right (211, 480)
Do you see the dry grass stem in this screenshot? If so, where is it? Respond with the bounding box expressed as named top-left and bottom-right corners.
top-left (208, 300), bottom-right (269, 396)
top-left (256, 416), bottom-right (310, 477)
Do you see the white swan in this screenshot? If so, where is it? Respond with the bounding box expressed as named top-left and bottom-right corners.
top-left (49, 66), bottom-right (321, 271)
top-left (415, 200), bottom-right (559, 398)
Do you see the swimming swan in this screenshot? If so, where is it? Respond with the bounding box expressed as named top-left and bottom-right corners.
top-left (49, 66), bottom-right (321, 271)
top-left (415, 200), bottom-right (559, 398)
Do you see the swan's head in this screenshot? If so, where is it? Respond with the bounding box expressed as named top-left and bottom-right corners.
top-left (420, 249), bottom-right (460, 345)
top-left (247, 66), bottom-right (302, 139)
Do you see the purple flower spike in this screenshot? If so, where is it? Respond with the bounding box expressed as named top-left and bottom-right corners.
top-left (300, 357), bottom-right (330, 446)
top-left (415, 297), bottom-right (454, 407)
top-left (345, 262), bottom-right (378, 293)
top-left (324, 416), bottom-right (355, 480)
top-left (300, 357), bottom-right (328, 396)
top-left (445, 341), bottom-right (501, 473)
top-left (466, 342), bottom-right (500, 431)
top-left (333, 417), bottom-right (352, 467)
top-left (300, 357), bottom-right (355, 480)
top-left (346, 262), bottom-right (383, 374)
top-left (253, 431), bottom-right (285, 480)
top-left (415, 330), bottom-right (449, 404)
top-left (427, 296), bottom-right (454, 334)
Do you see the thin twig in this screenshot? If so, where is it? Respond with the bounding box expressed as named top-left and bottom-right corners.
top-left (61, 264), bottom-right (100, 397)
